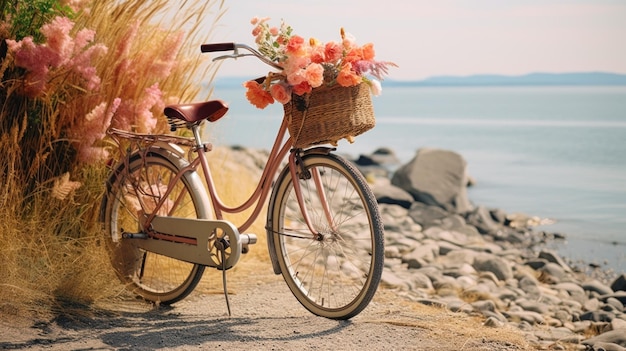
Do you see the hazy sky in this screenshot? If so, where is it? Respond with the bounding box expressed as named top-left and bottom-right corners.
top-left (208, 0), bottom-right (626, 80)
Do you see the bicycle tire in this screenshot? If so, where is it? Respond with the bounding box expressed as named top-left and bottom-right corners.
top-left (102, 151), bottom-right (208, 304)
top-left (268, 152), bottom-right (384, 319)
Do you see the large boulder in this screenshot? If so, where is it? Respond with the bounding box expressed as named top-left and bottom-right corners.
top-left (391, 148), bottom-right (474, 214)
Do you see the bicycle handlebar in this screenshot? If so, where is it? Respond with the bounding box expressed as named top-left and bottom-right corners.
top-left (201, 43), bottom-right (283, 71)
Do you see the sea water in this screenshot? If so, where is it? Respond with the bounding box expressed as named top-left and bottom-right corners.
top-left (205, 84), bottom-right (626, 273)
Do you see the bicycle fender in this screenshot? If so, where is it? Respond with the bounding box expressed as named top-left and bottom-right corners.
top-left (99, 146), bottom-right (211, 225)
top-left (302, 146), bottom-right (334, 156)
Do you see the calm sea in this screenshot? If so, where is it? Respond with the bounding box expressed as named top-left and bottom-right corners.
top-left (206, 84), bottom-right (626, 274)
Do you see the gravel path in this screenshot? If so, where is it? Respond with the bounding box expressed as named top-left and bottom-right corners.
top-left (1, 258), bottom-right (532, 351)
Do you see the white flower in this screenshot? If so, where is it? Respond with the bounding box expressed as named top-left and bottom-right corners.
top-left (368, 79), bottom-right (382, 96)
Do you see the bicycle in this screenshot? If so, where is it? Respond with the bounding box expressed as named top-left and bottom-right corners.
top-left (100, 43), bottom-right (385, 320)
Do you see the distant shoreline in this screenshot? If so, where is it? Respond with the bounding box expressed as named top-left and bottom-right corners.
top-left (214, 72), bottom-right (626, 88)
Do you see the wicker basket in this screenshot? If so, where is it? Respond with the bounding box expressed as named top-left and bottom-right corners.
top-left (283, 82), bottom-right (375, 148)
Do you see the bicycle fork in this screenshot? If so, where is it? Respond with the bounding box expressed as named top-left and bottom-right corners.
top-left (287, 150), bottom-right (338, 239)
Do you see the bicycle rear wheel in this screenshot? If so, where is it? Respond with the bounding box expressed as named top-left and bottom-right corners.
top-left (102, 151), bottom-right (209, 304)
top-left (268, 152), bottom-right (384, 319)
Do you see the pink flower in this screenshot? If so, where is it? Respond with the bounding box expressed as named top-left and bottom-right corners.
top-left (40, 16), bottom-right (74, 67)
top-left (270, 83), bottom-right (292, 104)
top-left (310, 44), bottom-right (325, 64)
top-left (285, 35), bottom-right (306, 57)
top-left (292, 81), bottom-right (312, 96)
top-left (324, 41), bottom-right (343, 63)
top-left (304, 63), bottom-right (324, 88)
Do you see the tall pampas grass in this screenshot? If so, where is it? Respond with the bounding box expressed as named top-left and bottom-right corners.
top-left (0, 0), bottom-right (226, 320)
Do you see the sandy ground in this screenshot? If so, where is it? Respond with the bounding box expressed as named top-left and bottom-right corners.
top-left (0, 258), bottom-right (534, 351)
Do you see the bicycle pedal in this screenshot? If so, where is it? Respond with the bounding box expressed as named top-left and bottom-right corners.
top-left (240, 233), bottom-right (257, 254)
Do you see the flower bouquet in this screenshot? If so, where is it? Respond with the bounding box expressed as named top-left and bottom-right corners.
top-left (244, 17), bottom-right (396, 148)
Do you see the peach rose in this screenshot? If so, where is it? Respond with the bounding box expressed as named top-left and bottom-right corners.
top-left (304, 63), bottom-right (324, 88)
top-left (324, 41), bottom-right (343, 63)
top-left (270, 83), bottom-right (292, 104)
top-left (292, 81), bottom-right (312, 96)
top-left (285, 35), bottom-right (306, 57)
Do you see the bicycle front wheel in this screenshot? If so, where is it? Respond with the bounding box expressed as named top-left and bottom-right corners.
top-left (268, 152), bottom-right (384, 319)
top-left (102, 151), bottom-right (209, 304)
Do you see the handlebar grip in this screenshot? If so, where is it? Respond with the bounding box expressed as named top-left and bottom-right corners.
top-left (201, 43), bottom-right (236, 53)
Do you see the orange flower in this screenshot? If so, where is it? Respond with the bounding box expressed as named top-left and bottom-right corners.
top-left (344, 47), bottom-right (363, 64)
top-left (336, 63), bottom-right (362, 87)
top-left (243, 80), bottom-right (274, 109)
top-left (362, 43), bottom-right (375, 61)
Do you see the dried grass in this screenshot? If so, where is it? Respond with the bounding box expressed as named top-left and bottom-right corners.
top-left (0, 0), bottom-right (228, 321)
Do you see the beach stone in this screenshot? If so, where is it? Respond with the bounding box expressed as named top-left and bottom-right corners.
top-left (391, 148), bottom-right (474, 214)
top-left (611, 275), bottom-right (626, 292)
top-left (402, 242), bottom-right (439, 268)
top-left (373, 183), bottom-right (414, 208)
top-left (411, 272), bottom-right (435, 290)
top-left (538, 262), bottom-right (567, 283)
top-left (554, 283), bottom-right (587, 304)
top-left (503, 310), bottom-right (545, 325)
top-left (580, 310), bottom-right (615, 323)
top-left (446, 299), bottom-right (473, 313)
top-left (408, 203), bottom-right (450, 229)
top-left (525, 258), bottom-right (548, 270)
top-left (538, 249), bottom-right (573, 272)
top-left (612, 318), bottom-right (626, 330)
top-left (381, 270), bottom-right (413, 290)
top-left (606, 297), bottom-right (624, 312)
top-left (583, 280), bottom-right (615, 296)
top-left (582, 328), bottom-right (626, 348)
top-left (600, 292), bottom-right (626, 305)
top-left (584, 298), bottom-right (602, 312)
top-left (472, 253), bottom-right (513, 281)
top-left (516, 298), bottom-right (551, 314)
top-left (464, 205), bottom-right (501, 235)
top-left (437, 249), bottom-right (477, 269)
top-left (589, 342), bottom-right (626, 351)
top-left (533, 327), bottom-right (576, 342)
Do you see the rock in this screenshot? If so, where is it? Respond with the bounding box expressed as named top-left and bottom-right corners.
top-left (464, 205), bottom-right (501, 235)
top-left (408, 202), bottom-right (450, 229)
top-left (582, 328), bottom-right (626, 348)
top-left (373, 183), bottom-right (414, 208)
top-left (554, 283), bottom-right (587, 305)
top-left (472, 253), bottom-right (513, 281)
top-left (411, 272), bottom-right (435, 290)
top-left (402, 242), bottom-right (439, 268)
top-left (391, 148), bottom-right (474, 213)
top-left (483, 316), bottom-right (505, 328)
top-left (538, 249), bottom-right (573, 273)
top-left (583, 280), bottom-right (615, 296)
top-left (612, 275), bottom-right (626, 292)
top-left (606, 297), bottom-right (624, 312)
top-left (589, 342), bottom-right (626, 351)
